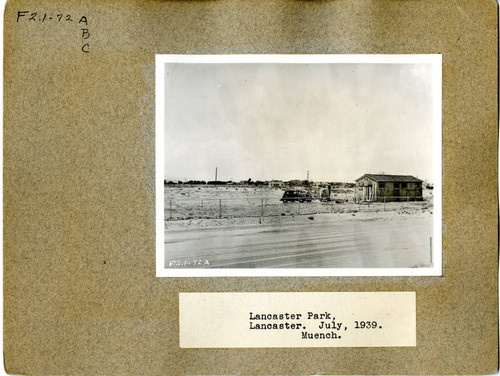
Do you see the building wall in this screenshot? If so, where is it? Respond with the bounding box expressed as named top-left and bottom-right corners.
top-left (355, 177), bottom-right (378, 201)
top-left (381, 181), bottom-right (423, 202)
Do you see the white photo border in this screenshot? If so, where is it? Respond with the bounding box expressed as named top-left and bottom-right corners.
top-left (155, 54), bottom-right (442, 277)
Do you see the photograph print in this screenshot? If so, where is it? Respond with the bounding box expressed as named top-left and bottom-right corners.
top-left (155, 54), bottom-right (442, 277)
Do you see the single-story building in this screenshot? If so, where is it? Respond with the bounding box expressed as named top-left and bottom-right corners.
top-left (354, 174), bottom-right (423, 202)
top-left (269, 180), bottom-right (284, 188)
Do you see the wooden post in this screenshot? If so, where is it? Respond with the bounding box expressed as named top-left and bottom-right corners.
top-left (261, 198), bottom-right (264, 217)
top-left (430, 236), bottom-right (433, 265)
top-left (383, 196), bottom-right (386, 211)
top-left (219, 199), bottom-right (222, 219)
top-left (169, 199), bottom-right (172, 220)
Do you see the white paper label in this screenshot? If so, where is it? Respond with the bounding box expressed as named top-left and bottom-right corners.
top-left (179, 292), bottom-right (416, 348)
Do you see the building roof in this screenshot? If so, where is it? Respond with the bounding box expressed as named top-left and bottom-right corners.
top-left (355, 174), bottom-right (423, 183)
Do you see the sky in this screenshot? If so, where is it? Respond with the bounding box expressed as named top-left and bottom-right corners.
top-left (163, 61), bottom-right (437, 183)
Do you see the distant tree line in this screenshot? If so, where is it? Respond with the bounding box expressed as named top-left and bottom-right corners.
top-left (164, 179), bottom-right (356, 188)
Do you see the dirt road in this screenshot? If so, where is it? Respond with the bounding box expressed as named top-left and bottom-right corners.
top-left (165, 216), bottom-right (433, 269)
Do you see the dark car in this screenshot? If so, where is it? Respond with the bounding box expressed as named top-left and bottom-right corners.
top-left (280, 190), bottom-right (313, 203)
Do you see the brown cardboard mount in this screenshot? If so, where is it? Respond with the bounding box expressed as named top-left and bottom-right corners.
top-left (3, 0), bottom-right (498, 375)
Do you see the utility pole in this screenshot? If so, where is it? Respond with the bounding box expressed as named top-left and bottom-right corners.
top-left (307, 170), bottom-right (309, 181)
top-left (215, 167), bottom-right (218, 182)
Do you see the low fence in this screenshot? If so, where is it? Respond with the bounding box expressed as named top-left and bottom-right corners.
top-left (165, 196), bottom-right (431, 221)
top-left (353, 196), bottom-right (424, 204)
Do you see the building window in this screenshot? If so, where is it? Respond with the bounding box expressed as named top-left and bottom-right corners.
top-left (379, 183), bottom-right (385, 189)
top-left (401, 182), bottom-right (407, 189)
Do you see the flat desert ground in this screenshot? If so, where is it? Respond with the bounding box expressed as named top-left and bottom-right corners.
top-left (163, 186), bottom-right (434, 269)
